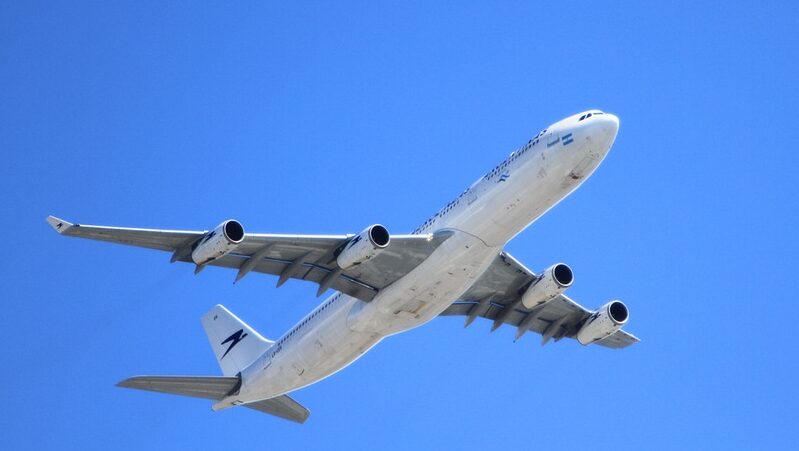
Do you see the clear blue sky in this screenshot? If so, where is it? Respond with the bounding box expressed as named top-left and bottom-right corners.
top-left (2, 2), bottom-right (797, 449)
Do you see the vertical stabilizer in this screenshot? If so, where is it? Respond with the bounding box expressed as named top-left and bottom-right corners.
top-left (201, 304), bottom-right (272, 376)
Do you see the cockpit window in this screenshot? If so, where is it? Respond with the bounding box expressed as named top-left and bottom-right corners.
top-left (579, 111), bottom-right (604, 121)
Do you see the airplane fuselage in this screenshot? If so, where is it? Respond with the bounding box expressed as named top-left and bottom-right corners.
top-left (224, 111), bottom-right (620, 407)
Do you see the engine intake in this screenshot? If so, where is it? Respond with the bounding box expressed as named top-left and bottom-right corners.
top-left (576, 300), bottom-right (629, 345)
top-left (336, 224), bottom-right (390, 269)
top-left (520, 263), bottom-right (574, 309)
top-left (191, 219), bottom-right (245, 265)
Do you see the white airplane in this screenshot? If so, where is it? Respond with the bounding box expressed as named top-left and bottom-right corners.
top-left (48, 110), bottom-right (637, 423)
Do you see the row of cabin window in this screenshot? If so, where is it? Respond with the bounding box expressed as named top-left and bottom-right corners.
top-left (526, 128), bottom-right (547, 149)
top-left (486, 150), bottom-right (519, 179)
top-left (416, 134), bottom-right (538, 230)
top-left (439, 188), bottom-right (470, 217)
top-left (278, 294), bottom-right (340, 344)
top-left (414, 217), bottom-right (436, 234)
top-left (417, 196), bottom-right (463, 233)
top-left (416, 189), bottom-right (466, 232)
top-left (441, 199), bottom-right (459, 215)
top-left (424, 143), bottom-right (533, 228)
top-left (486, 139), bottom-right (533, 179)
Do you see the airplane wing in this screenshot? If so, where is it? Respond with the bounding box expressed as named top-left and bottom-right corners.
top-left (47, 216), bottom-right (452, 302)
top-left (439, 251), bottom-right (639, 348)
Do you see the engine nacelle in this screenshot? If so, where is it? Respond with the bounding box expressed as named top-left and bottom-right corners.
top-left (336, 224), bottom-right (390, 269)
top-left (576, 300), bottom-right (629, 345)
top-left (191, 219), bottom-right (245, 265)
top-left (520, 263), bottom-right (574, 309)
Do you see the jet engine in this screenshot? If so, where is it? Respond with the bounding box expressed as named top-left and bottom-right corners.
top-left (191, 219), bottom-right (245, 265)
top-left (336, 224), bottom-right (390, 269)
top-left (576, 300), bottom-right (629, 345)
top-left (520, 263), bottom-right (574, 309)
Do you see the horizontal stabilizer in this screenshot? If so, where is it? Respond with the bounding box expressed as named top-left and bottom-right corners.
top-left (117, 375), bottom-right (310, 423)
top-left (117, 375), bottom-right (240, 400)
top-left (244, 396), bottom-right (310, 424)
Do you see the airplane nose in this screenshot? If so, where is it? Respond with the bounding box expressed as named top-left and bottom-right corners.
top-left (583, 113), bottom-right (619, 148)
top-left (596, 113), bottom-right (619, 139)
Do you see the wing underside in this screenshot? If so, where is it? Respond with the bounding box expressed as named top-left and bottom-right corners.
top-left (440, 251), bottom-right (639, 349)
top-left (47, 216), bottom-right (452, 302)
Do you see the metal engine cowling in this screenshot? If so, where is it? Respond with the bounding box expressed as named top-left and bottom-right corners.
top-left (520, 263), bottom-right (574, 309)
top-left (191, 219), bottom-right (245, 265)
top-left (576, 300), bottom-right (629, 345)
top-left (336, 224), bottom-right (390, 269)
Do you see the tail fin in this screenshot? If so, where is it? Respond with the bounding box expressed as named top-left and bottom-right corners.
top-left (201, 304), bottom-right (272, 376)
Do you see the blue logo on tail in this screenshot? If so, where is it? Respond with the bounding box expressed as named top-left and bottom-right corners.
top-left (220, 329), bottom-right (248, 359)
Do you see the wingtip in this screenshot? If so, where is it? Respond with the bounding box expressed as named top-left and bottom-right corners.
top-left (47, 215), bottom-right (73, 234)
top-left (298, 411), bottom-right (311, 424)
top-left (116, 377), bottom-right (137, 388)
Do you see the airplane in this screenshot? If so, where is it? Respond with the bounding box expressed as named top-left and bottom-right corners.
top-left (48, 109), bottom-right (638, 423)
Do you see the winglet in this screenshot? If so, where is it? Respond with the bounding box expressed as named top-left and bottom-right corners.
top-left (47, 215), bottom-right (74, 234)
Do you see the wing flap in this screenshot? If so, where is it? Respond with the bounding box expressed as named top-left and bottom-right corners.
top-left (224, 234), bottom-right (347, 260)
top-left (442, 295), bottom-right (587, 339)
